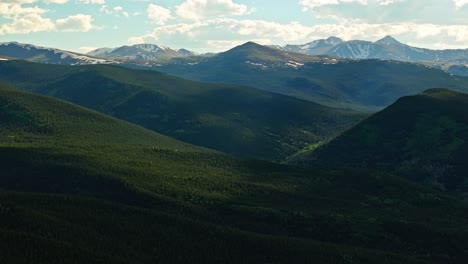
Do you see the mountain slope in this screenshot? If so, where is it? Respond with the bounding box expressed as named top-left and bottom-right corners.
top-left (2, 84), bottom-right (468, 263)
top-left (0, 60), bottom-right (365, 161)
top-left (276, 36), bottom-right (344, 55)
top-left (292, 88), bottom-right (468, 196)
top-left (0, 42), bottom-right (115, 65)
top-left (157, 42), bottom-right (468, 110)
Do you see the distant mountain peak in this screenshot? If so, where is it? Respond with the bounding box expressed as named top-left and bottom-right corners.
top-left (227, 41), bottom-right (266, 53)
top-left (240, 41), bottom-right (263, 47)
top-left (86, 43), bottom-right (196, 60)
top-left (325, 36), bottom-right (343, 45)
top-left (375, 35), bottom-right (402, 46)
top-left (131, 43), bottom-right (169, 52)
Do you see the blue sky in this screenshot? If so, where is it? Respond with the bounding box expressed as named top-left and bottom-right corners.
top-left (0, 0), bottom-right (467, 53)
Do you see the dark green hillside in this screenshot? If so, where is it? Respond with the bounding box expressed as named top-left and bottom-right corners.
top-left (157, 42), bottom-right (468, 111)
top-left (2, 85), bottom-right (468, 262)
top-left (0, 60), bottom-right (365, 161)
top-left (292, 88), bottom-right (468, 196)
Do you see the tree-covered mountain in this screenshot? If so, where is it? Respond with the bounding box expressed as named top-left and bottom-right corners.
top-left (2, 84), bottom-right (468, 263)
top-left (292, 88), bottom-right (468, 197)
top-left (156, 42), bottom-right (468, 111)
top-left (0, 60), bottom-right (365, 161)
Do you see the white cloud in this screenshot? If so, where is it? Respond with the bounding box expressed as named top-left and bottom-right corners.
top-left (129, 17), bottom-right (468, 52)
top-left (300, 0), bottom-right (367, 10)
top-left (0, 0), bottom-right (100, 35)
top-left (376, 0), bottom-right (402, 5)
top-left (147, 4), bottom-right (172, 25)
top-left (55, 14), bottom-right (94, 32)
top-left (99, 4), bottom-right (128, 17)
top-left (300, 0), bottom-right (468, 25)
top-left (43, 0), bottom-right (70, 3)
top-left (78, 0), bottom-right (105, 4)
top-left (453, 0), bottom-right (468, 8)
top-left (0, 13), bottom-right (54, 34)
top-left (0, 0), bottom-right (36, 3)
top-left (0, 3), bottom-right (46, 16)
top-left (176, 0), bottom-right (249, 20)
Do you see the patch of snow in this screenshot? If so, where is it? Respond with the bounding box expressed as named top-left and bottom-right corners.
top-left (246, 60), bottom-right (268, 68)
top-left (410, 47), bottom-right (425, 53)
top-left (285, 60), bottom-right (304, 69)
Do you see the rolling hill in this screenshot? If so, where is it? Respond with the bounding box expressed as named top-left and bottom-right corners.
top-left (2, 84), bottom-right (468, 263)
top-left (292, 88), bottom-right (468, 197)
top-left (156, 42), bottom-right (468, 111)
top-left (0, 60), bottom-right (365, 161)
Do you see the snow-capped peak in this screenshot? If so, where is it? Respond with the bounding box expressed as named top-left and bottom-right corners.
top-left (131, 44), bottom-right (169, 53)
top-left (325, 36), bottom-right (343, 45)
top-left (375, 36), bottom-right (402, 46)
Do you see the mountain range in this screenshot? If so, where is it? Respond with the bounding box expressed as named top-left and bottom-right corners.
top-left (276, 36), bottom-right (468, 77)
top-left (155, 41), bottom-right (468, 111)
top-left (2, 40), bottom-right (468, 111)
top-left (0, 42), bottom-right (115, 65)
top-left (2, 35), bottom-right (468, 263)
top-left (87, 43), bottom-right (196, 61)
top-left (276, 35), bottom-right (468, 63)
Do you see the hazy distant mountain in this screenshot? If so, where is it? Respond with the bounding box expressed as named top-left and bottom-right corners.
top-left (0, 42), bottom-right (115, 65)
top-left (276, 36), bottom-right (468, 63)
top-left (156, 41), bottom-right (468, 111)
top-left (88, 44), bottom-right (197, 61)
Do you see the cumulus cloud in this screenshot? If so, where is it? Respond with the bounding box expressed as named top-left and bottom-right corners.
top-left (0, 0), bottom-right (71, 3)
top-left (453, 0), bottom-right (468, 8)
top-left (129, 17), bottom-right (468, 51)
top-left (0, 3), bottom-right (46, 16)
top-left (147, 4), bottom-right (172, 25)
top-left (43, 0), bottom-right (70, 3)
top-left (99, 5), bottom-right (129, 17)
top-left (300, 0), bottom-right (367, 10)
top-left (0, 13), bottom-right (54, 34)
top-left (376, 0), bottom-right (402, 5)
top-left (300, 0), bottom-right (468, 24)
top-left (78, 0), bottom-right (105, 4)
top-left (55, 14), bottom-right (94, 32)
top-left (176, 0), bottom-right (249, 20)
top-left (0, 1), bottom-right (98, 35)
top-left (0, 0), bottom-right (36, 3)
